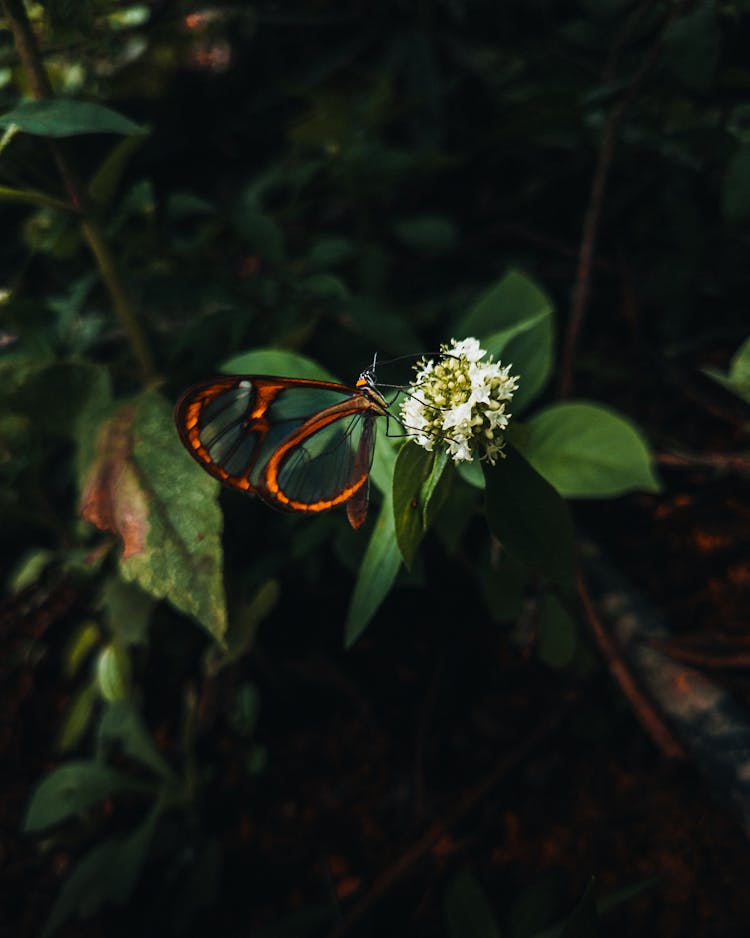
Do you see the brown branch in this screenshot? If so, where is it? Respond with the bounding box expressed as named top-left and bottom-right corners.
top-left (656, 451), bottom-right (750, 473)
top-left (325, 703), bottom-right (572, 938)
top-left (0, 0), bottom-right (155, 381)
top-left (576, 563), bottom-right (686, 760)
top-left (559, 4), bottom-right (668, 398)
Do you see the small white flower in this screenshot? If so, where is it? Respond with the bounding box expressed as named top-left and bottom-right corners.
top-left (399, 337), bottom-right (520, 464)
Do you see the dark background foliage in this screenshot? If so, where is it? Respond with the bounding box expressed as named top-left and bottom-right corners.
top-left (2, 1), bottom-right (750, 936)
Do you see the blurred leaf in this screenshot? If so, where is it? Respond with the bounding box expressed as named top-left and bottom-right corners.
top-left (100, 576), bottom-right (155, 647)
top-left (24, 760), bottom-right (149, 832)
top-left (444, 869), bottom-right (503, 938)
top-left (506, 875), bottom-right (563, 938)
top-left (98, 701), bottom-right (175, 782)
top-left (57, 683), bottom-right (98, 753)
top-left (231, 209), bottom-right (285, 266)
top-left (96, 644), bottom-right (132, 703)
top-left (62, 620), bottom-right (102, 679)
top-left (206, 579), bottom-right (280, 674)
top-left (304, 236), bottom-right (356, 270)
top-left (479, 547), bottom-right (528, 623)
top-left (0, 99), bottom-right (147, 137)
top-left (521, 402), bottom-right (660, 498)
top-left (79, 393), bottom-right (226, 641)
top-left (703, 334), bottom-right (750, 404)
top-left (560, 878), bottom-right (598, 938)
top-left (42, 807), bottom-right (159, 938)
top-left (345, 493), bottom-right (401, 646)
top-left (663, 3), bottom-right (721, 92)
top-left (483, 446), bottom-right (574, 589)
top-left (537, 595), bottom-right (578, 668)
top-left (229, 682), bottom-right (260, 738)
top-left (89, 136), bottom-right (146, 210)
top-left (722, 145), bottom-right (750, 223)
top-left (11, 361), bottom-right (112, 439)
top-left (8, 547), bottom-right (56, 593)
top-left (393, 215), bottom-right (458, 254)
top-left (301, 273), bottom-right (349, 300)
top-left (221, 348), bottom-right (338, 382)
top-left (456, 269), bottom-right (555, 412)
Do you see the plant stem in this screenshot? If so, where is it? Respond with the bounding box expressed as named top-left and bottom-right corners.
top-left (0, 0), bottom-right (155, 381)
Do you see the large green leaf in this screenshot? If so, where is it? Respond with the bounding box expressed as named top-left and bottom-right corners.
top-left (483, 446), bottom-right (574, 589)
top-left (0, 99), bottom-right (147, 137)
top-left (521, 402), bottom-right (660, 498)
top-left (345, 494), bottom-right (402, 646)
top-left (392, 443), bottom-right (433, 569)
top-left (456, 268), bottom-right (554, 413)
top-left (24, 761), bottom-right (149, 832)
top-left (392, 444), bottom-right (450, 568)
top-left (79, 392), bottom-right (226, 641)
top-left (42, 808), bottom-right (159, 938)
top-left (221, 348), bottom-right (338, 382)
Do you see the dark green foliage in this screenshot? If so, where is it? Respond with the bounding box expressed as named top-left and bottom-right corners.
top-left (1, 0), bottom-right (746, 935)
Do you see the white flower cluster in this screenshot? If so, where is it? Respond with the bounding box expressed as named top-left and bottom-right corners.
top-left (399, 337), bottom-right (519, 464)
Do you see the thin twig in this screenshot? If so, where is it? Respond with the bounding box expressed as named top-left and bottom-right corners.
top-left (325, 703), bottom-right (572, 938)
top-left (576, 563), bottom-right (686, 759)
top-left (0, 0), bottom-right (155, 381)
top-left (650, 638), bottom-right (750, 671)
top-left (559, 3), bottom-right (668, 398)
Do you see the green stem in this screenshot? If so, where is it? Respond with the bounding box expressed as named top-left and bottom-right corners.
top-left (0, 0), bottom-right (156, 381)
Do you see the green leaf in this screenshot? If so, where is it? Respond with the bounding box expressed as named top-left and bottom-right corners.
top-left (663, 3), bottom-right (721, 92)
top-left (521, 402), bottom-right (660, 498)
top-left (345, 494), bottom-right (402, 646)
top-left (483, 446), bottom-right (574, 589)
top-left (221, 348), bottom-right (338, 382)
top-left (231, 210), bottom-right (285, 266)
top-left (205, 579), bottom-right (280, 675)
top-left (98, 701), bottom-right (175, 782)
top-left (89, 135), bottom-right (146, 210)
top-left (703, 335), bottom-right (750, 405)
top-left (422, 449), bottom-right (452, 528)
top-left (96, 644), bottom-right (132, 703)
top-left (12, 361), bottom-right (112, 439)
top-left (100, 576), bottom-right (155, 647)
top-left (42, 807), bottom-right (159, 938)
top-left (444, 870), bottom-right (503, 938)
top-left (79, 392), bottom-right (226, 641)
top-left (392, 215), bottom-right (458, 254)
top-left (24, 760), bottom-right (148, 832)
top-left (0, 99), bottom-right (147, 137)
top-left (456, 269), bottom-right (554, 412)
top-left (722, 145), bottom-right (750, 224)
top-left (392, 443), bottom-right (433, 568)
top-left (57, 683), bottom-right (98, 753)
top-left (537, 595), bottom-right (578, 668)
top-left (62, 621), bottom-right (101, 679)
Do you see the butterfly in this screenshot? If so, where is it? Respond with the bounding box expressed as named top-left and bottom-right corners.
top-left (174, 360), bottom-right (392, 530)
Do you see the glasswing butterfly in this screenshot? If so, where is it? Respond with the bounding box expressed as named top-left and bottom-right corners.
top-left (174, 359), bottom-right (392, 530)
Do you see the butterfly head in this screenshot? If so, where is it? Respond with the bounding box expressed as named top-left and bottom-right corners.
top-left (356, 352), bottom-right (378, 389)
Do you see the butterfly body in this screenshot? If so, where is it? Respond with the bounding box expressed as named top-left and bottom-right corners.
top-left (175, 369), bottom-right (389, 529)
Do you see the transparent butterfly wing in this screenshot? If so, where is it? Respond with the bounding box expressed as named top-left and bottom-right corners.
top-left (175, 376), bottom-right (381, 519)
